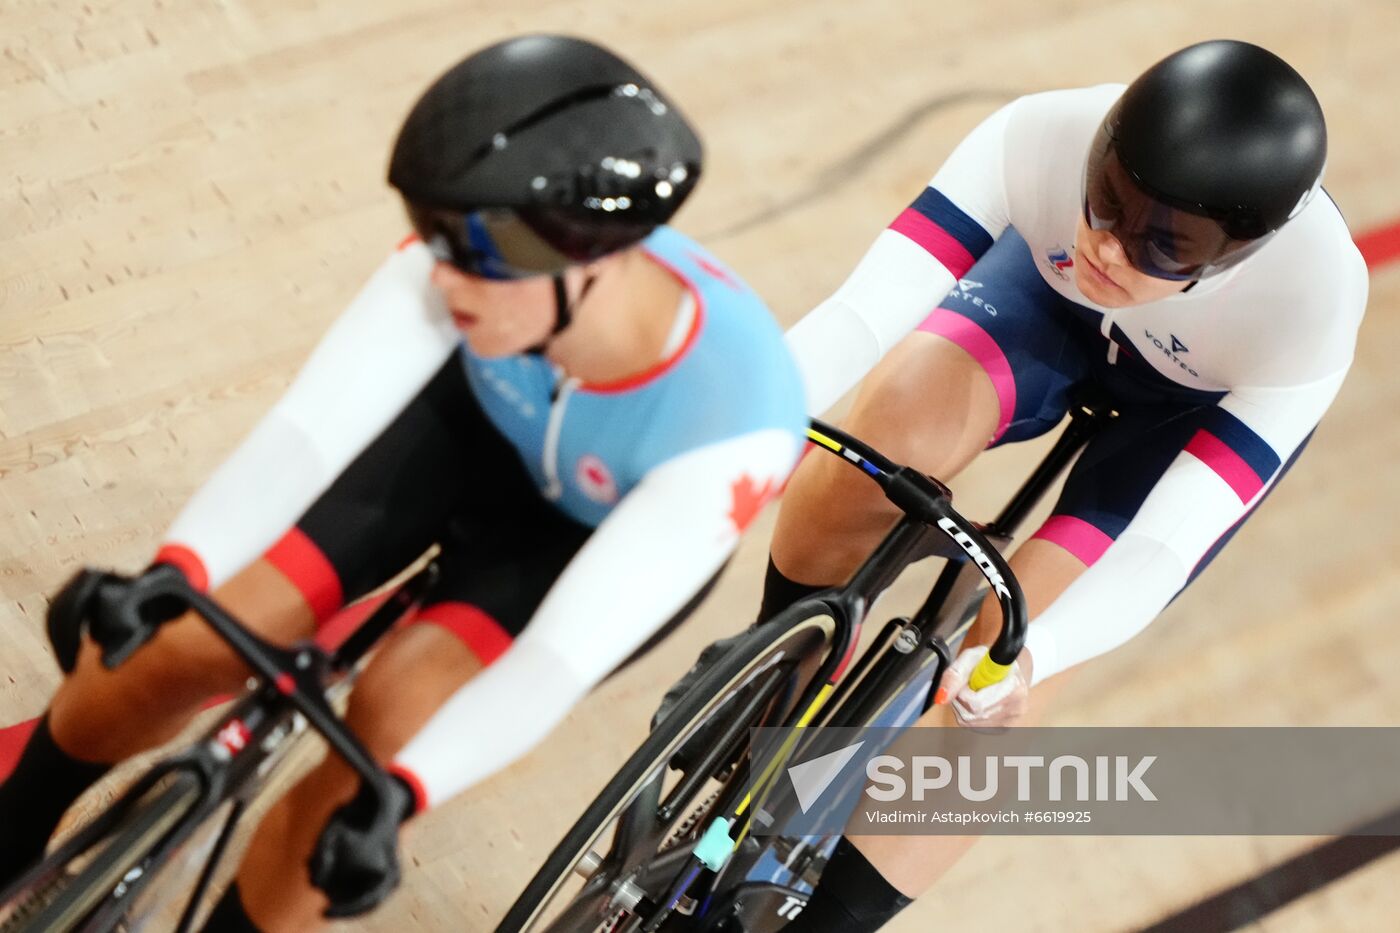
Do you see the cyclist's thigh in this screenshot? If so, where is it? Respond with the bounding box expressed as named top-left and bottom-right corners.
top-left (341, 475), bottom-right (594, 756)
top-left (129, 353), bottom-right (498, 671)
top-left (50, 356), bottom-right (500, 754)
top-left (908, 228), bottom-right (1095, 449)
top-left (263, 351), bottom-right (516, 627)
top-left (775, 229), bottom-right (1090, 577)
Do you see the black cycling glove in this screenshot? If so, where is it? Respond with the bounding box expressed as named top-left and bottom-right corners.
top-left (47, 562), bottom-right (192, 672)
top-left (309, 774), bottom-right (417, 918)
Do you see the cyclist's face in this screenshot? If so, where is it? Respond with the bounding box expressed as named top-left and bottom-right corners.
top-left (430, 261), bottom-right (567, 357)
top-left (1073, 215), bottom-right (1192, 308)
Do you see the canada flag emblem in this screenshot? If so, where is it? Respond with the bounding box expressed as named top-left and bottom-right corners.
top-left (728, 474), bottom-right (780, 533)
top-left (575, 454), bottom-right (618, 504)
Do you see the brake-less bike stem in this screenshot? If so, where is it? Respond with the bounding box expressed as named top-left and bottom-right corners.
top-left (806, 421), bottom-right (1028, 693)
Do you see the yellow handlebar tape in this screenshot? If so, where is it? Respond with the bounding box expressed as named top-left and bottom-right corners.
top-left (968, 653), bottom-right (1013, 691)
top-left (806, 428), bottom-right (843, 453)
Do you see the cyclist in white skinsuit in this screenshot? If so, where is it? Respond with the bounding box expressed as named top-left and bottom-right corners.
top-left (767, 40), bottom-right (1367, 930)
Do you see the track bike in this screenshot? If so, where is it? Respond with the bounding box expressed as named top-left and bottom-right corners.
top-left (0, 561), bottom-right (438, 933)
top-left (501, 392), bottom-right (1115, 932)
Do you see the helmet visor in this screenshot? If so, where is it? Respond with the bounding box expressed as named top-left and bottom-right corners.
top-left (404, 203), bottom-right (574, 280)
top-left (1082, 123), bottom-right (1269, 281)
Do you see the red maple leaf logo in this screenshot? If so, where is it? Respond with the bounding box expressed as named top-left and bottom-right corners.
top-left (728, 474), bottom-right (778, 533)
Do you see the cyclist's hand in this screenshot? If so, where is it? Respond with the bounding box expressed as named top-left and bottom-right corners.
top-left (934, 644), bottom-right (1031, 731)
top-left (309, 775), bottom-right (415, 918)
top-left (47, 563), bottom-right (192, 673)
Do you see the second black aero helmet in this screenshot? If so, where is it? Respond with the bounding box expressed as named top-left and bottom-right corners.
top-left (1083, 39), bottom-right (1327, 280)
top-left (389, 34), bottom-right (703, 279)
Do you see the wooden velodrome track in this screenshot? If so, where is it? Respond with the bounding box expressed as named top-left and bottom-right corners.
top-left (3, 1), bottom-right (1399, 930)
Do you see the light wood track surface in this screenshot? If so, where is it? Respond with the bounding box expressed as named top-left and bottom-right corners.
top-left (2, 1), bottom-right (1397, 930)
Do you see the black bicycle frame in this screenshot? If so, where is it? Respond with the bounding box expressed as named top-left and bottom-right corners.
top-left (638, 411), bottom-right (1078, 928)
top-left (650, 395), bottom-right (1119, 928)
top-left (827, 389), bottom-right (1118, 732)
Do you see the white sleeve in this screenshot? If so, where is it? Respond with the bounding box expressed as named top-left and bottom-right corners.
top-left (392, 429), bottom-right (801, 808)
top-left (785, 102), bottom-right (1016, 415)
top-left (785, 232), bottom-right (960, 415)
top-left (1023, 372), bottom-right (1348, 684)
top-left (161, 244), bottom-right (460, 589)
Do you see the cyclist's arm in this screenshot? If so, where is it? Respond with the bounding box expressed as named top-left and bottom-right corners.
top-left (389, 428), bottom-right (801, 810)
top-left (158, 243), bottom-right (459, 590)
top-left (1022, 372), bottom-right (1348, 684)
top-left (786, 102), bottom-right (1015, 414)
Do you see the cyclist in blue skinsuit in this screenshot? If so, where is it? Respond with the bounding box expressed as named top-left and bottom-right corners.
top-left (465, 224), bottom-right (801, 528)
top-left (0, 35), bottom-right (806, 931)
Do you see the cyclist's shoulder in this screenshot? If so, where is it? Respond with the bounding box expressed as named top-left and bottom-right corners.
top-left (584, 238), bottom-right (805, 466)
top-left (324, 232), bottom-right (439, 304)
top-left (642, 227), bottom-right (805, 408)
top-left (1217, 194), bottom-right (1368, 335)
top-left (1182, 215), bottom-right (1365, 390)
top-left (1010, 82), bottom-right (1124, 115)
top-left (385, 232), bottom-right (436, 276)
top-left (968, 85), bottom-right (1123, 220)
top-left (1270, 192), bottom-right (1368, 292)
top-left (642, 227), bottom-right (772, 322)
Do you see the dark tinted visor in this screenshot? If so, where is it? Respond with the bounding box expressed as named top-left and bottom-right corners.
top-left (404, 203), bottom-right (574, 280)
top-left (1082, 123), bottom-right (1270, 281)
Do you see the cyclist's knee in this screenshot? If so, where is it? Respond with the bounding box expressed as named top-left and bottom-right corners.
top-left (48, 558), bottom-right (319, 761)
top-left (772, 453), bottom-right (894, 582)
top-left (969, 537), bottom-right (1091, 645)
top-left (49, 615), bottom-right (250, 760)
top-left (122, 609), bottom-right (258, 704)
top-left (341, 621), bottom-right (486, 762)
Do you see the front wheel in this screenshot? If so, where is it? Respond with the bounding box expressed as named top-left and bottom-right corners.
top-left (498, 605), bottom-right (841, 933)
top-left (0, 770), bottom-right (203, 933)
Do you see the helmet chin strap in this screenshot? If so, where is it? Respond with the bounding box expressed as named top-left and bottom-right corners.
top-left (528, 269), bottom-right (596, 356)
top-left (551, 273), bottom-right (574, 335)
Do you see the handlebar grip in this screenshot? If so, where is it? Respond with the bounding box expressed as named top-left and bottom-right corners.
top-left (47, 569), bottom-right (107, 673)
top-left (968, 652), bottom-right (1013, 691)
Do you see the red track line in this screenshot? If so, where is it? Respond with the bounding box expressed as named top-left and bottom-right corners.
top-left (1356, 218), bottom-right (1400, 270)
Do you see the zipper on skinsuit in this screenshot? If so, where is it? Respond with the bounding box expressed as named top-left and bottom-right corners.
top-left (536, 292), bottom-right (696, 501)
top-left (1100, 306), bottom-right (1120, 365)
top-left (542, 370), bottom-right (579, 501)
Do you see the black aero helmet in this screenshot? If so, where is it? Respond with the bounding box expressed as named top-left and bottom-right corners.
top-left (389, 34), bottom-right (702, 280)
top-left (1083, 40), bottom-right (1327, 280)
